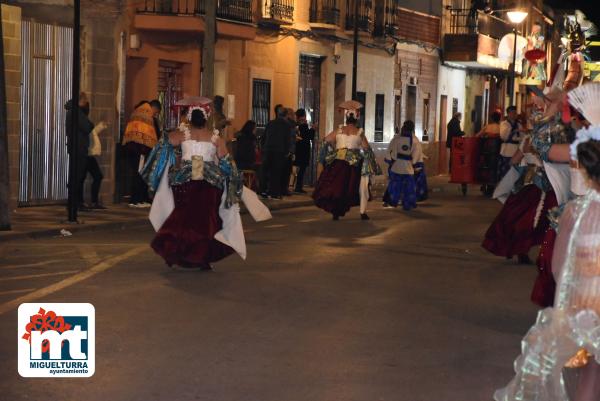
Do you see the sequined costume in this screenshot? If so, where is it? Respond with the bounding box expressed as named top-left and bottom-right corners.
top-left (494, 189), bottom-right (600, 401)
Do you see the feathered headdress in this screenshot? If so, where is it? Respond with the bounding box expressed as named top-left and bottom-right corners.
top-left (568, 83), bottom-right (600, 159)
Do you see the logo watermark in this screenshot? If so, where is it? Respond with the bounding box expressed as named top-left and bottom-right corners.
top-left (18, 303), bottom-right (95, 377)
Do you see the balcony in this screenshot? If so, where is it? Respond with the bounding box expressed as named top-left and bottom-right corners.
top-left (134, 0), bottom-right (257, 39)
top-left (137, 0), bottom-right (254, 24)
top-left (261, 0), bottom-right (294, 25)
top-left (310, 0), bottom-right (341, 28)
top-left (345, 0), bottom-right (373, 33)
top-left (385, 5), bottom-right (440, 46)
top-left (443, 9), bottom-right (512, 70)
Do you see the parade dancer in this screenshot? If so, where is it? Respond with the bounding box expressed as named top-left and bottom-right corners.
top-left (483, 113), bottom-right (560, 265)
top-left (141, 101), bottom-right (271, 270)
top-left (382, 121), bottom-right (421, 211)
top-left (312, 101), bottom-right (381, 221)
top-left (494, 132), bottom-right (600, 401)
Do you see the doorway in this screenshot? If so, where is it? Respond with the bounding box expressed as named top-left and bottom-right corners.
top-left (19, 21), bottom-right (73, 205)
top-left (334, 73), bottom-right (346, 129)
top-left (438, 95), bottom-right (448, 174)
top-left (406, 85), bottom-right (417, 124)
top-left (298, 54), bottom-right (324, 185)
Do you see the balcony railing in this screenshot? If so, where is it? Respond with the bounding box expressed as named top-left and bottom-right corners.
top-left (138, 0), bottom-right (254, 24)
top-left (262, 0), bottom-right (294, 23)
top-left (447, 9), bottom-right (510, 40)
top-left (310, 0), bottom-right (340, 26)
top-left (345, 0), bottom-right (373, 32)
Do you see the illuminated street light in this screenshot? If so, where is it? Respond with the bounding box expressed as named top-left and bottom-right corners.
top-left (507, 9), bottom-right (528, 106)
top-left (507, 10), bottom-right (528, 24)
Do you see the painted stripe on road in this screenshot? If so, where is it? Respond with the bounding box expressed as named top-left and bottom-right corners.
top-left (0, 270), bottom-right (80, 282)
top-left (0, 288), bottom-right (36, 296)
top-left (299, 218), bottom-right (318, 223)
top-left (264, 224), bottom-right (287, 229)
top-left (1, 260), bottom-right (65, 270)
top-left (0, 246), bottom-right (146, 316)
top-left (0, 288), bottom-right (36, 295)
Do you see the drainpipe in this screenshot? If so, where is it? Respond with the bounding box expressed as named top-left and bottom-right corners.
top-left (67, 0), bottom-right (81, 222)
top-left (202, 0), bottom-right (216, 99)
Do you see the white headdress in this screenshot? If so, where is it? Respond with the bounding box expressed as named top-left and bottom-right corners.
top-left (568, 83), bottom-right (600, 160)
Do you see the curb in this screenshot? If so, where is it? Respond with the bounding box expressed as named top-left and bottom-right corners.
top-left (0, 199), bottom-right (315, 243)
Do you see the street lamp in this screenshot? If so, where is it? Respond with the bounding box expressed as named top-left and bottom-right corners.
top-left (507, 9), bottom-right (528, 106)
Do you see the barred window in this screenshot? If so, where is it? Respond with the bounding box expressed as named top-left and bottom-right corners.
top-left (252, 79), bottom-right (271, 128)
top-left (374, 94), bottom-right (384, 142)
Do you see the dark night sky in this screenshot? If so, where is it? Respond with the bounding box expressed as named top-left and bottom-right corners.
top-left (545, 0), bottom-right (600, 29)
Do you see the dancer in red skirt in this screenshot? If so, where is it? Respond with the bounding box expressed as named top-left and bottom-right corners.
top-left (483, 133), bottom-right (558, 264)
top-left (313, 101), bottom-right (380, 220)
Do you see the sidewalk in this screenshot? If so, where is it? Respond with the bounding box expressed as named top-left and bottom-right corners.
top-left (0, 194), bottom-right (315, 243)
top-left (0, 176), bottom-right (475, 243)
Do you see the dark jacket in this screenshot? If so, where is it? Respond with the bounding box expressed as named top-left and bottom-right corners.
top-left (446, 117), bottom-right (464, 148)
top-left (294, 122), bottom-right (314, 166)
top-left (263, 117), bottom-right (291, 154)
top-left (235, 131), bottom-right (257, 170)
top-left (65, 100), bottom-right (94, 157)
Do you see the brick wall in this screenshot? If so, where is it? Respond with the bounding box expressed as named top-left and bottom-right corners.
top-left (80, 11), bottom-right (121, 205)
top-left (2, 4), bottom-right (21, 211)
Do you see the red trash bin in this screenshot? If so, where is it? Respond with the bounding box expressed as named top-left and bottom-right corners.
top-left (450, 137), bottom-right (481, 195)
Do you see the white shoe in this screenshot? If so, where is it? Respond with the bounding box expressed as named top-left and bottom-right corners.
top-left (138, 202), bottom-right (151, 208)
top-left (128, 203), bottom-right (139, 208)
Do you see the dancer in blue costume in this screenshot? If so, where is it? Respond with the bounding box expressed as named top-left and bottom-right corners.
top-left (383, 120), bottom-right (422, 211)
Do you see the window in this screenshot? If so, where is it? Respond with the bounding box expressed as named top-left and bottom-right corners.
top-left (158, 60), bottom-right (184, 130)
top-left (374, 94), bottom-right (384, 142)
top-left (356, 91), bottom-right (366, 129)
top-left (252, 79), bottom-right (271, 128)
top-left (422, 98), bottom-right (430, 141)
top-left (394, 95), bottom-right (402, 133)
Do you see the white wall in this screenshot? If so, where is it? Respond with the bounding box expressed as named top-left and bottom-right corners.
top-left (436, 64), bottom-right (467, 140)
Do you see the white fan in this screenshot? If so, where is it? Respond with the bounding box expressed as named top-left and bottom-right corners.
top-left (568, 83), bottom-right (600, 126)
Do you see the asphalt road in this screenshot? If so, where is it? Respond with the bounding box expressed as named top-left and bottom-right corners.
top-left (0, 187), bottom-right (540, 401)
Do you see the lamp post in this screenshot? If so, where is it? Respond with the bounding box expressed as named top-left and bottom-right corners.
top-left (67, 0), bottom-right (81, 222)
top-left (507, 10), bottom-right (528, 106)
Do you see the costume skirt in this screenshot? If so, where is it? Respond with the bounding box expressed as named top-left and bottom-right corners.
top-left (383, 171), bottom-right (417, 211)
top-left (151, 180), bottom-right (234, 267)
top-left (530, 227), bottom-right (557, 307)
top-left (414, 162), bottom-right (429, 202)
top-left (482, 185), bottom-right (558, 258)
top-left (313, 160), bottom-right (361, 217)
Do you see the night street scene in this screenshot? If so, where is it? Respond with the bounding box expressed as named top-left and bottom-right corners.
top-left (1, 0), bottom-right (600, 400)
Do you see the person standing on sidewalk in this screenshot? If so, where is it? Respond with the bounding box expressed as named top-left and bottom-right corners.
top-left (281, 108), bottom-right (297, 196)
top-left (446, 112), bottom-right (464, 173)
top-left (82, 101), bottom-right (108, 209)
top-left (260, 105), bottom-right (290, 200)
top-left (498, 105), bottom-right (525, 180)
top-left (65, 93), bottom-right (94, 211)
top-left (293, 108), bottom-right (315, 194)
top-left (123, 101), bottom-right (158, 208)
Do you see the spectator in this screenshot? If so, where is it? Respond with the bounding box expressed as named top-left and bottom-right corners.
top-left (260, 105), bottom-right (291, 200)
top-left (65, 92), bottom-right (95, 211)
top-left (281, 108), bottom-right (297, 196)
top-left (476, 111), bottom-right (502, 138)
top-left (149, 99), bottom-right (162, 138)
top-left (235, 120), bottom-right (257, 171)
top-left (122, 101), bottom-right (158, 208)
top-left (82, 100), bottom-right (109, 209)
top-left (213, 95), bottom-right (231, 137)
top-left (446, 112), bottom-right (464, 173)
top-left (294, 108), bottom-right (315, 193)
top-left (498, 105), bottom-right (525, 179)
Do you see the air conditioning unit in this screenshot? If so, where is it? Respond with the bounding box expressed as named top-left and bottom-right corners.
top-left (408, 76), bottom-right (418, 86)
